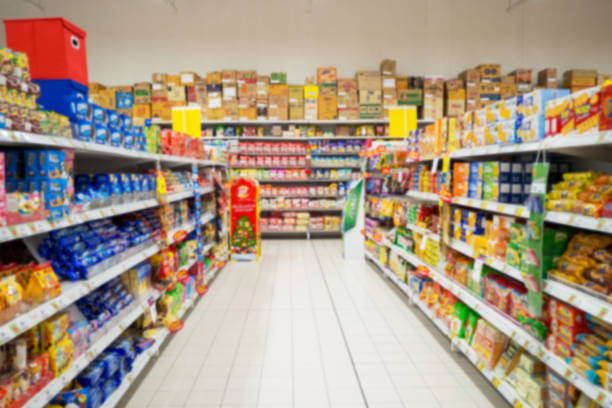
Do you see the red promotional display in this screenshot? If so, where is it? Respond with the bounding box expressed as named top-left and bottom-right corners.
top-left (4, 17), bottom-right (89, 85)
top-left (229, 178), bottom-right (261, 261)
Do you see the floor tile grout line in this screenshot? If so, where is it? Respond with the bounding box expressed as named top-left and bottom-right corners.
top-left (318, 239), bottom-right (407, 408)
top-left (304, 241), bottom-right (333, 407)
top-left (310, 240), bottom-right (370, 408)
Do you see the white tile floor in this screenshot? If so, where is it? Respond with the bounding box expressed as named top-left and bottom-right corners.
top-left (123, 239), bottom-right (509, 408)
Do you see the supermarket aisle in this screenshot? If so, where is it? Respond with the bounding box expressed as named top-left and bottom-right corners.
top-left (124, 240), bottom-right (507, 408)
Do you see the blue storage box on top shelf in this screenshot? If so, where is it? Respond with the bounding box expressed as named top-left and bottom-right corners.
top-left (33, 78), bottom-right (88, 118)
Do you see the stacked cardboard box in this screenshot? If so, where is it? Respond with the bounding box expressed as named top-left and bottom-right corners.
top-left (132, 82), bottom-right (152, 119)
top-left (423, 76), bottom-right (444, 120)
top-left (357, 70), bottom-right (382, 119)
top-left (88, 83), bottom-right (116, 110)
top-left (397, 76), bottom-right (423, 108)
top-left (304, 85), bottom-right (318, 120)
top-left (207, 71), bottom-right (223, 120)
top-left (222, 70), bottom-right (238, 120)
top-left (380, 59), bottom-right (397, 117)
top-left (459, 69), bottom-right (480, 111)
top-left (477, 64), bottom-right (501, 106)
top-left (188, 79), bottom-right (207, 119)
top-left (318, 67), bottom-right (338, 120)
top-left (563, 69), bottom-right (598, 93)
top-left (269, 84), bottom-right (289, 120)
top-left (238, 70), bottom-right (257, 120)
top-left (537, 68), bottom-right (557, 89)
top-left (113, 85), bottom-right (134, 116)
top-left (338, 78), bottom-right (358, 120)
top-left (507, 69), bottom-right (529, 96)
top-left (256, 75), bottom-right (269, 120)
top-left (445, 78), bottom-right (465, 117)
top-left (289, 85), bottom-right (304, 120)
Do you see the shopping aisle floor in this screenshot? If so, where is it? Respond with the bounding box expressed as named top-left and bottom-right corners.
top-left (124, 240), bottom-right (508, 408)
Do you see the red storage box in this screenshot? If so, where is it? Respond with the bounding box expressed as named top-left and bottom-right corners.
top-left (4, 17), bottom-right (88, 85)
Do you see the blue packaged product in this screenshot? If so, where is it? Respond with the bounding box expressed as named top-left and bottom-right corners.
top-left (517, 89), bottom-right (570, 119)
top-left (469, 162), bottom-right (482, 181)
top-left (120, 114), bottom-right (132, 131)
top-left (511, 162), bottom-right (523, 184)
top-left (91, 104), bottom-right (107, 126)
top-left (66, 94), bottom-right (91, 121)
top-left (499, 162), bottom-right (511, 183)
top-left (107, 109), bottom-right (120, 129)
top-left (123, 132), bottom-right (134, 150)
top-left (121, 174), bottom-right (133, 197)
top-left (109, 129), bottom-right (122, 147)
top-left (0, 112), bottom-right (5, 129)
top-left (48, 206), bottom-right (67, 220)
top-left (72, 120), bottom-right (94, 142)
top-left (4, 151), bottom-right (22, 180)
top-left (14, 180), bottom-right (27, 193)
top-left (24, 150), bottom-right (38, 179)
top-left (78, 361), bottom-right (105, 386)
top-left (94, 125), bottom-right (109, 145)
top-left (510, 183), bottom-right (523, 204)
top-left (51, 388), bottom-right (90, 407)
top-left (517, 114), bottom-right (545, 143)
top-left (101, 378), bottom-right (116, 403)
top-left (34, 150), bottom-right (65, 179)
top-left (133, 336), bottom-right (155, 354)
top-left (110, 174), bottom-right (124, 201)
top-left (116, 91), bottom-right (133, 110)
top-left (27, 179), bottom-right (40, 193)
top-left (499, 183), bottom-right (511, 203)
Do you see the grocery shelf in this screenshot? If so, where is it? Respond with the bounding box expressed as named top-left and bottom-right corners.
top-left (261, 207), bottom-right (342, 212)
top-left (230, 151), bottom-right (308, 156)
top-left (0, 190), bottom-right (195, 244)
top-left (261, 230), bottom-right (309, 235)
top-left (154, 118), bottom-right (436, 126)
top-left (232, 165), bottom-right (307, 169)
top-left (405, 224), bottom-right (440, 241)
top-left (207, 135), bottom-right (401, 141)
top-left (543, 279), bottom-right (612, 326)
top-left (364, 251), bottom-right (533, 408)
top-left (448, 239), bottom-right (524, 283)
top-left (406, 191), bottom-right (439, 202)
top-left (24, 290), bottom-right (162, 408)
top-left (0, 129), bottom-right (216, 167)
top-left (452, 197), bottom-right (612, 234)
top-left (255, 178), bottom-right (354, 183)
top-left (310, 165), bottom-right (361, 169)
top-left (309, 152), bottom-right (361, 156)
top-left (261, 195), bottom-right (342, 199)
top-left (449, 130), bottom-right (612, 159)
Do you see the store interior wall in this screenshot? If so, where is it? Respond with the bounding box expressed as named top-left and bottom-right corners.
top-left (1, 0), bottom-right (611, 85)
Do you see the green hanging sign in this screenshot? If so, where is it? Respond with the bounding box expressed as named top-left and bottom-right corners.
top-left (343, 179), bottom-right (363, 232)
top-left (522, 162), bottom-right (549, 317)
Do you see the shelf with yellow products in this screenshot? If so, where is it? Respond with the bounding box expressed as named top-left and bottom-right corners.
top-left (364, 232), bottom-right (612, 407)
top-left (363, 250), bottom-right (533, 408)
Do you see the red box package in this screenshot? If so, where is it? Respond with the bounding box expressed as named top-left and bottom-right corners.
top-left (573, 86), bottom-right (601, 135)
top-left (601, 83), bottom-right (612, 131)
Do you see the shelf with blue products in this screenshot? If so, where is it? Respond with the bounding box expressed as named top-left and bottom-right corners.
top-left (151, 118), bottom-right (435, 126)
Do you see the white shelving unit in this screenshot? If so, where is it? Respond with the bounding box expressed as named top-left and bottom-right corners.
top-left (152, 118), bottom-right (434, 126)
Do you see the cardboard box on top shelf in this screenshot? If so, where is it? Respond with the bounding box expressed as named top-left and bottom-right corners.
top-left (359, 90), bottom-right (382, 105)
top-left (500, 83), bottom-right (517, 99)
top-left (256, 105), bottom-right (268, 120)
top-left (383, 90), bottom-right (397, 105)
top-left (445, 99), bottom-right (465, 117)
top-left (186, 86), bottom-right (197, 103)
top-left (338, 78), bottom-right (357, 92)
top-left (238, 96), bottom-right (256, 109)
top-left (338, 90), bottom-right (358, 108)
top-left (338, 107), bottom-right (359, 120)
top-left (535, 68), bottom-right (556, 88)
top-left (289, 85), bottom-right (304, 104)
top-left (445, 78), bottom-right (464, 92)
top-left (396, 77), bottom-right (408, 89)
top-left (167, 75), bottom-right (181, 86)
top-left (89, 82), bottom-right (106, 94)
top-left (466, 99), bottom-right (479, 112)
top-left (222, 70), bottom-right (237, 84)
top-left (270, 72), bottom-right (287, 84)
top-left (208, 108), bottom-right (223, 120)
top-left (223, 101), bottom-right (239, 120)
top-left (357, 71), bottom-right (381, 90)
top-left (459, 69), bottom-right (480, 86)
top-left (151, 82), bottom-right (168, 102)
top-left (133, 82), bottom-right (152, 104)
top-left (501, 75), bottom-right (515, 84)
top-left (289, 105), bottom-right (304, 120)
top-left (317, 67), bottom-right (337, 85)
top-left (423, 94), bottom-right (443, 120)
top-left (237, 70), bottom-right (257, 84)
top-left (133, 103), bottom-right (151, 118)
top-left (599, 74), bottom-right (612, 85)
top-left (380, 59), bottom-right (397, 76)
top-left (424, 75), bottom-right (444, 95)
top-left (152, 73), bottom-right (168, 85)
top-left (318, 94), bottom-right (338, 119)
top-left (304, 85), bottom-right (319, 99)
top-left (168, 85), bottom-right (186, 102)
top-left (269, 84), bottom-right (289, 96)
top-left (304, 98), bottom-right (317, 120)
top-left (268, 95), bottom-right (289, 120)
top-left (207, 71), bottom-right (222, 85)
top-left (239, 107), bottom-right (257, 120)
top-left (113, 85), bottom-right (134, 110)
top-left (223, 85), bottom-right (237, 101)
top-left (447, 89), bottom-right (465, 101)
top-left (509, 69), bottom-right (532, 84)
top-left (563, 69), bottom-right (597, 87)
top-left (382, 76), bottom-right (396, 92)
top-left (179, 71), bottom-right (199, 86)
top-left (152, 101), bottom-right (182, 121)
top-left (94, 89), bottom-right (116, 109)
top-left (239, 83), bottom-right (257, 99)
top-left (517, 83), bottom-right (532, 95)
top-left (319, 84), bottom-right (337, 96)
top-left (478, 64), bottom-right (502, 82)
top-left (358, 104), bottom-right (383, 119)
top-left (466, 84), bottom-right (479, 101)
top-left (398, 89), bottom-right (422, 105)
top-left (407, 76), bottom-right (424, 90)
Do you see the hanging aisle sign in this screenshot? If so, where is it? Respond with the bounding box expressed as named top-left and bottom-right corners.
top-left (229, 178), bottom-right (261, 261)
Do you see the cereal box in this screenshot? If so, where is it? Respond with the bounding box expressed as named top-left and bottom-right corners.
top-left (573, 86), bottom-right (600, 134)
